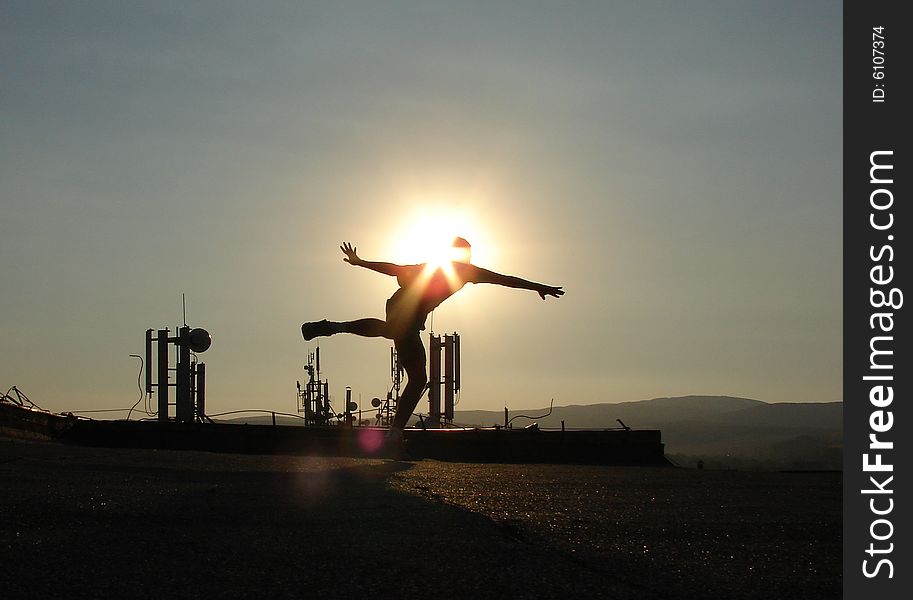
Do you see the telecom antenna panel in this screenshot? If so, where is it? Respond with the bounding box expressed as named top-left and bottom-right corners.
top-left (296, 347), bottom-right (332, 426)
top-left (428, 332), bottom-right (460, 427)
top-left (145, 325), bottom-right (211, 423)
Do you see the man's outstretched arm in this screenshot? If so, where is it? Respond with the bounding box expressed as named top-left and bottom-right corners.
top-left (467, 265), bottom-right (564, 300)
top-left (339, 242), bottom-right (406, 277)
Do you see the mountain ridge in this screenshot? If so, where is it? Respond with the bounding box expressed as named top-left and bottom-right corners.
top-left (217, 395), bottom-right (842, 469)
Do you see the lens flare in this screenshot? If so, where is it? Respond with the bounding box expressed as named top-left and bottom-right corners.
top-left (357, 427), bottom-right (385, 455)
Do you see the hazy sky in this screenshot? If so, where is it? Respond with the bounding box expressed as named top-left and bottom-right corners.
top-left (1, 1), bottom-right (842, 417)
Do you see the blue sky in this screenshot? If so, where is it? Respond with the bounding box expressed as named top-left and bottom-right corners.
top-left (1, 1), bottom-right (842, 416)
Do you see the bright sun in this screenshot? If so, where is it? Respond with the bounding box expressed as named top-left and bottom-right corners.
top-left (389, 206), bottom-right (493, 269)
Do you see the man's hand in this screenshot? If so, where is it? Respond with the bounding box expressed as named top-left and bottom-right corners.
top-left (340, 242), bottom-right (362, 266)
top-left (537, 284), bottom-right (565, 300)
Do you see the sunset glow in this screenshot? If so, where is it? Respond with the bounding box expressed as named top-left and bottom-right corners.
top-left (388, 206), bottom-right (493, 269)
top-left (2, 1), bottom-right (843, 419)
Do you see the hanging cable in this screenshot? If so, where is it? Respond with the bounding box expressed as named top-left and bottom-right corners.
top-left (506, 398), bottom-right (555, 426)
top-left (205, 409), bottom-right (307, 421)
top-left (126, 354), bottom-right (145, 421)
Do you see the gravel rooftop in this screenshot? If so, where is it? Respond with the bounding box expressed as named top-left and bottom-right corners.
top-left (0, 436), bottom-right (840, 599)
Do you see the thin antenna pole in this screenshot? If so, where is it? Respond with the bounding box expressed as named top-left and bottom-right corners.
top-left (182, 293), bottom-right (187, 326)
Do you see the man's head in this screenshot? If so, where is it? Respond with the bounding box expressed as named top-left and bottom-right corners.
top-left (451, 237), bottom-right (472, 264)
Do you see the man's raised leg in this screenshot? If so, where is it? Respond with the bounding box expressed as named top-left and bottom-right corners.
top-left (302, 318), bottom-right (389, 341)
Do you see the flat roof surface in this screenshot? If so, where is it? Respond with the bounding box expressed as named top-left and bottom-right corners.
top-left (1, 436), bottom-right (839, 599)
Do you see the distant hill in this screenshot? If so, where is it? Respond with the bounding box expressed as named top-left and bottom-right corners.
top-left (215, 395), bottom-right (843, 470)
top-left (216, 414), bottom-right (307, 427)
top-left (452, 395), bottom-right (842, 470)
top-left (452, 395), bottom-right (769, 429)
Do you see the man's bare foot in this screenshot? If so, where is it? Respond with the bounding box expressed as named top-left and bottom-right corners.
top-left (301, 320), bottom-right (332, 341)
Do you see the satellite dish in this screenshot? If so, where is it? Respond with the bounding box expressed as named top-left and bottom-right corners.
top-left (188, 328), bottom-right (212, 353)
top-left (347, 401), bottom-right (358, 412)
top-left (371, 397), bottom-right (381, 408)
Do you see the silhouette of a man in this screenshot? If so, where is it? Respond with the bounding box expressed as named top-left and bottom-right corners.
top-left (301, 238), bottom-right (564, 437)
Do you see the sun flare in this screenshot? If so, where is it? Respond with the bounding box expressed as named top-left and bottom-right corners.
top-left (388, 206), bottom-right (494, 269)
